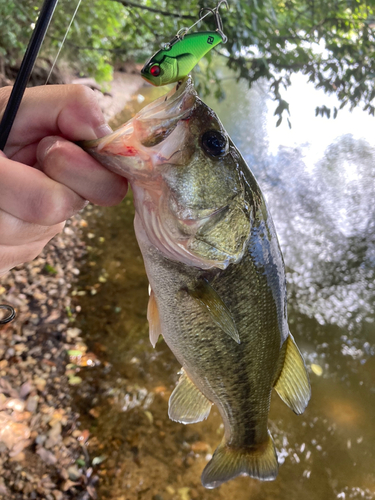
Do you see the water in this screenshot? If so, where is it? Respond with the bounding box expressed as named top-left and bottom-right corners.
top-left (72, 71), bottom-right (375, 500)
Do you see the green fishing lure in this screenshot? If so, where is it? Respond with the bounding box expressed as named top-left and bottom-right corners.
top-left (141, 0), bottom-right (228, 86)
top-left (141, 31), bottom-right (224, 86)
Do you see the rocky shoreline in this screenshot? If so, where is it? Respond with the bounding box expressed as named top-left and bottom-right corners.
top-left (0, 71), bottom-right (145, 500)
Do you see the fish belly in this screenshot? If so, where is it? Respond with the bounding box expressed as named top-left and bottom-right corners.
top-left (135, 214), bottom-right (282, 445)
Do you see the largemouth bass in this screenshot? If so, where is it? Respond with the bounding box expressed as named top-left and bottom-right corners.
top-left (82, 77), bottom-right (311, 489)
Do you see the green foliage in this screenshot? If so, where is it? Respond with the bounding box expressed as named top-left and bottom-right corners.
top-left (1, 0), bottom-right (375, 121)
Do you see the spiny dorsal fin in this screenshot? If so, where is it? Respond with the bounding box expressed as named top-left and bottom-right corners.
top-left (201, 431), bottom-right (278, 489)
top-left (168, 368), bottom-right (213, 424)
top-left (147, 289), bottom-right (162, 348)
top-left (274, 333), bottom-right (311, 415)
top-left (187, 279), bottom-right (240, 344)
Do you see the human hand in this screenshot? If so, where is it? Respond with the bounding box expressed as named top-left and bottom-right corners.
top-left (0, 84), bottom-right (128, 276)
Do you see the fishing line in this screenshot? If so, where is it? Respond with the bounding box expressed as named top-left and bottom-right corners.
top-left (180, 10), bottom-right (212, 35)
top-left (45, 0), bottom-right (83, 85)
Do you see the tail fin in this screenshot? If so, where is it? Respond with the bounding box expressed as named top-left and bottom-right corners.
top-left (201, 432), bottom-right (278, 489)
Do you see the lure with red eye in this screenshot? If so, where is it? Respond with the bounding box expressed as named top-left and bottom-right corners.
top-left (150, 65), bottom-right (161, 77)
top-left (141, 31), bottom-right (224, 86)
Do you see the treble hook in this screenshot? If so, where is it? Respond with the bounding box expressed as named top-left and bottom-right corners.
top-left (0, 304), bottom-right (16, 325)
top-left (199, 0), bottom-right (229, 43)
top-left (163, 0), bottom-right (228, 49)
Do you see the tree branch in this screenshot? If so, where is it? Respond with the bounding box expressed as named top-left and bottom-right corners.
top-left (110, 0), bottom-right (195, 19)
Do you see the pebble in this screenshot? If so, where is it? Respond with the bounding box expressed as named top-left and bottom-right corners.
top-left (0, 481), bottom-right (9, 495)
top-left (178, 487), bottom-right (190, 500)
top-left (53, 490), bottom-right (64, 500)
top-left (67, 465), bottom-right (82, 481)
top-left (26, 395), bottom-right (39, 413)
top-left (45, 422), bottom-right (62, 449)
top-left (34, 377), bottom-right (47, 392)
top-left (37, 447), bottom-right (58, 465)
top-left (191, 441), bottom-right (210, 453)
top-left (19, 381), bottom-right (34, 399)
top-left (66, 327), bottom-right (81, 340)
top-left (5, 398), bottom-right (25, 412)
top-left (9, 451), bottom-right (25, 462)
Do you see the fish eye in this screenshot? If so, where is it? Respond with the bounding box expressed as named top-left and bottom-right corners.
top-left (201, 130), bottom-right (228, 157)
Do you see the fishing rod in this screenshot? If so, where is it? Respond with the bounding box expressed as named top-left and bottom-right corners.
top-left (0, 0), bottom-right (59, 324)
top-left (0, 0), bottom-right (59, 150)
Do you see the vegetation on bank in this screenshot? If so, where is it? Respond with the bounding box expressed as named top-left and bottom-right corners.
top-left (1, 0), bottom-right (375, 122)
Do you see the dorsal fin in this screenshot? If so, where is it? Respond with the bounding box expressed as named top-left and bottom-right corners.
top-left (147, 289), bottom-right (162, 348)
top-left (187, 279), bottom-right (240, 344)
top-left (169, 368), bottom-right (213, 424)
top-left (274, 333), bottom-right (311, 415)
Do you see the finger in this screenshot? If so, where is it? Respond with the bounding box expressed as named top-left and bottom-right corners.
top-left (0, 155), bottom-right (87, 226)
top-left (0, 84), bottom-right (112, 164)
top-left (0, 209), bottom-right (64, 246)
top-left (37, 136), bottom-right (128, 206)
top-left (0, 239), bottom-right (54, 276)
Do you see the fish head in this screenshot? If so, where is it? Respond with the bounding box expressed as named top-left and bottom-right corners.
top-left (82, 77), bottom-right (251, 270)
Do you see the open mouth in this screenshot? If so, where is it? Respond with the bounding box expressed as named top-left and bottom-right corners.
top-left (78, 76), bottom-right (198, 180)
top-left (80, 77), bottom-right (196, 156)
top-left (136, 76), bottom-right (196, 145)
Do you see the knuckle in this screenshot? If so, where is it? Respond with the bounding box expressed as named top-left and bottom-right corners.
top-left (27, 189), bottom-right (71, 225)
top-left (67, 84), bottom-right (98, 111)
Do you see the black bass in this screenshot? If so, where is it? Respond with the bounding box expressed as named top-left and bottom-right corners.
top-left (81, 77), bottom-right (311, 489)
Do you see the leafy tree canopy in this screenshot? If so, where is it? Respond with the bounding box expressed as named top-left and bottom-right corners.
top-left (1, 0), bottom-right (374, 123)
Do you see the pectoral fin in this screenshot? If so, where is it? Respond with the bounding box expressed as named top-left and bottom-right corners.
top-left (169, 368), bottom-right (212, 424)
top-left (274, 334), bottom-right (311, 415)
top-left (147, 289), bottom-right (162, 348)
top-left (187, 280), bottom-right (240, 344)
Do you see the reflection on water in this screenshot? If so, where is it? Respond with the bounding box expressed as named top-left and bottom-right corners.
top-left (72, 71), bottom-right (375, 500)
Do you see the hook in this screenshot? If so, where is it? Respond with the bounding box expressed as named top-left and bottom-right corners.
top-left (0, 304), bottom-right (16, 325)
top-left (199, 0), bottom-right (228, 43)
top-left (160, 0), bottom-right (228, 51)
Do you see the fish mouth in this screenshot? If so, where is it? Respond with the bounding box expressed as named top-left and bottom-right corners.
top-left (136, 76), bottom-right (196, 144)
top-left (79, 76), bottom-right (197, 177)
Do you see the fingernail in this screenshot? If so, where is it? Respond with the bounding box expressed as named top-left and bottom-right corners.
top-left (95, 123), bottom-right (113, 138)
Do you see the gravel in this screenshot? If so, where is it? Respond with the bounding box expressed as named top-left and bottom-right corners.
top-left (0, 216), bottom-right (98, 499)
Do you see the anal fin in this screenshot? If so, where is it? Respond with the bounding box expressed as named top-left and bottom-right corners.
top-left (187, 279), bottom-right (240, 344)
top-left (201, 432), bottom-right (278, 489)
top-left (274, 333), bottom-right (311, 415)
top-left (147, 289), bottom-right (162, 348)
top-left (168, 368), bottom-right (213, 424)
